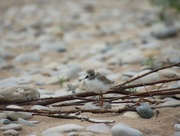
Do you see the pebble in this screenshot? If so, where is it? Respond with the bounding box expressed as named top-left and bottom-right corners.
top-left (68, 132), bottom-right (79, 136)
top-left (123, 111), bottom-right (141, 118)
top-left (0, 124), bottom-right (22, 131)
top-left (3, 129), bottom-right (19, 136)
top-left (111, 124), bottom-right (143, 136)
top-left (31, 105), bottom-right (51, 111)
top-left (0, 113), bottom-right (7, 119)
top-left (136, 103), bottom-right (154, 119)
top-left (0, 86), bottom-right (40, 103)
top-left (18, 118), bottom-right (34, 126)
top-left (86, 123), bottom-right (111, 134)
top-left (0, 119), bottom-right (14, 124)
top-left (174, 124), bottom-right (180, 131)
top-left (81, 59), bottom-right (105, 69)
top-left (14, 52), bottom-right (41, 63)
top-left (174, 132), bottom-right (180, 136)
top-left (40, 42), bottom-right (66, 53)
top-left (162, 100), bottom-right (180, 106)
top-left (152, 26), bottom-right (178, 39)
top-left (42, 124), bottom-right (84, 135)
top-left (5, 105), bottom-right (32, 121)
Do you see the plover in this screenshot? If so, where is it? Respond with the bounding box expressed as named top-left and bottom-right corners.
top-left (85, 69), bottom-right (114, 107)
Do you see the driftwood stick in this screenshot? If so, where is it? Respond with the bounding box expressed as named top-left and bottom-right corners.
top-left (117, 62), bottom-right (180, 86)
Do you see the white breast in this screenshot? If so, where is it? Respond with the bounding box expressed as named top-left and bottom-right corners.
top-left (85, 78), bottom-right (111, 94)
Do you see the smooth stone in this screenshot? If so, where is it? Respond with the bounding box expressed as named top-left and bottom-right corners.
top-left (102, 102), bottom-right (112, 109)
top-left (174, 124), bottom-right (180, 131)
top-left (0, 113), bottom-right (7, 119)
top-left (42, 124), bottom-right (84, 135)
top-left (0, 119), bottom-right (14, 124)
top-left (83, 102), bottom-right (100, 110)
top-left (136, 103), bottom-right (154, 119)
top-left (31, 105), bottom-right (51, 111)
top-left (118, 49), bottom-right (144, 64)
top-left (152, 26), bottom-right (178, 39)
top-left (18, 118), bottom-right (34, 126)
top-left (14, 52), bottom-right (40, 63)
top-left (0, 47), bottom-right (13, 59)
top-left (5, 105), bottom-right (32, 121)
top-left (16, 77), bottom-right (32, 85)
top-left (0, 124), bottom-right (22, 131)
top-left (42, 131), bottom-right (63, 136)
top-left (0, 78), bottom-right (19, 88)
top-left (174, 132), bottom-right (180, 136)
top-left (132, 70), bottom-right (160, 84)
top-left (0, 86), bottom-right (40, 103)
top-left (81, 59), bottom-right (105, 69)
top-left (3, 129), bottom-right (19, 136)
top-left (158, 69), bottom-right (180, 78)
top-left (111, 124), bottom-right (143, 136)
top-left (40, 42), bottom-right (66, 53)
top-left (44, 62), bottom-right (59, 70)
top-left (37, 89), bottom-right (54, 95)
top-left (123, 111), bottom-right (141, 118)
top-left (162, 100), bottom-right (180, 106)
top-left (86, 123), bottom-right (111, 134)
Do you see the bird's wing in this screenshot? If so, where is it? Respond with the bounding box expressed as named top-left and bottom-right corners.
top-left (96, 72), bottom-right (114, 84)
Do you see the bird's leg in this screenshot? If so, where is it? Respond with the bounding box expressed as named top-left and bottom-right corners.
top-left (99, 92), bottom-right (104, 107)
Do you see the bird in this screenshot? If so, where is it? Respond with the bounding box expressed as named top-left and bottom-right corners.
top-left (85, 69), bottom-right (114, 107)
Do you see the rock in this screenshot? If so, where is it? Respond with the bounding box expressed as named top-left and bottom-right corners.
top-left (83, 102), bottom-right (100, 110)
top-left (102, 102), bottom-right (112, 109)
top-left (0, 86), bottom-right (40, 103)
top-left (5, 105), bottom-right (32, 121)
top-left (111, 124), bottom-right (143, 136)
top-left (0, 113), bottom-right (7, 119)
top-left (132, 70), bottom-right (160, 84)
top-left (174, 132), bottom-right (180, 136)
top-left (158, 69), bottom-right (180, 78)
top-left (81, 59), bottom-right (105, 69)
top-left (86, 123), bottom-right (111, 134)
top-left (40, 42), bottom-right (66, 53)
top-left (0, 78), bottom-right (19, 88)
top-left (42, 124), bottom-right (84, 135)
top-left (162, 100), bottom-right (180, 106)
top-left (0, 119), bottom-right (14, 124)
top-left (136, 103), bottom-right (154, 119)
top-left (118, 49), bottom-right (145, 64)
top-left (152, 26), bottom-right (178, 39)
top-left (18, 118), bottom-right (34, 126)
top-left (3, 129), bottom-right (19, 136)
top-left (14, 52), bottom-right (40, 63)
top-left (31, 105), bottom-right (51, 111)
top-left (123, 111), bottom-right (141, 118)
top-left (16, 77), bottom-right (32, 85)
top-left (0, 124), bottom-right (22, 131)
top-left (174, 124), bottom-right (180, 131)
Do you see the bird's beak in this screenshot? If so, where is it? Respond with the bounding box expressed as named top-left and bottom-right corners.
top-left (85, 75), bottom-right (89, 79)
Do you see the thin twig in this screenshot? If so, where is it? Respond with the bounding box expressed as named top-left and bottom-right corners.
top-left (116, 62), bottom-right (180, 86)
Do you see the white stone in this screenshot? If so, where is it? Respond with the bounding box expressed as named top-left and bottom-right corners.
top-left (81, 59), bottom-right (105, 69)
top-left (79, 131), bottom-right (95, 136)
top-left (3, 129), bottom-right (19, 136)
top-left (68, 132), bottom-right (79, 136)
top-left (40, 42), bottom-right (66, 53)
top-left (162, 100), bottom-right (180, 106)
top-left (132, 70), bottom-right (160, 84)
top-left (174, 124), bottom-right (180, 131)
top-left (158, 69), bottom-right (180, 78)
top-left (123, 111), bottom-right (141, 118)
top-left (31, 105), bottom-right (51, 111)
top-left (18, 118), bottom-right (34, 126)
top-left (86, 123), bottom-right (111, 134)
top-left (0, 124), bottom-right (22, 131)
top-left (112, 124), bottom-right (143, 136)
top-left (0, 86), bottom-right (40, 103)
top-left (5, 105), bottom-right (32, 121)
top-left (14, 52), bottom-right (40, 63)
top-left (42, 124), bottom-right (84, 135)
top-left (0, 113), bottom-right (7, 119)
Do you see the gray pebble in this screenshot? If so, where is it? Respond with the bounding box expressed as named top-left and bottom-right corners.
top-left (112, 124), bottom-right (143, 136)
top-left (3, 129), bottom-right (19, 136)
top-left (0, 124), bottom-right (22, 131)
top-left (174, 124), bottom-right (180, 131)
top-left (18, 118), bottom-right (34, 126)
top-left (86, 123), bottom-right (111, 134)
top-left (174, 132), bottom-right (180, 136)
top-left (0, 119), bottom-right (14, 124)
top-left (0, 113), bottom-right (7, 119)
